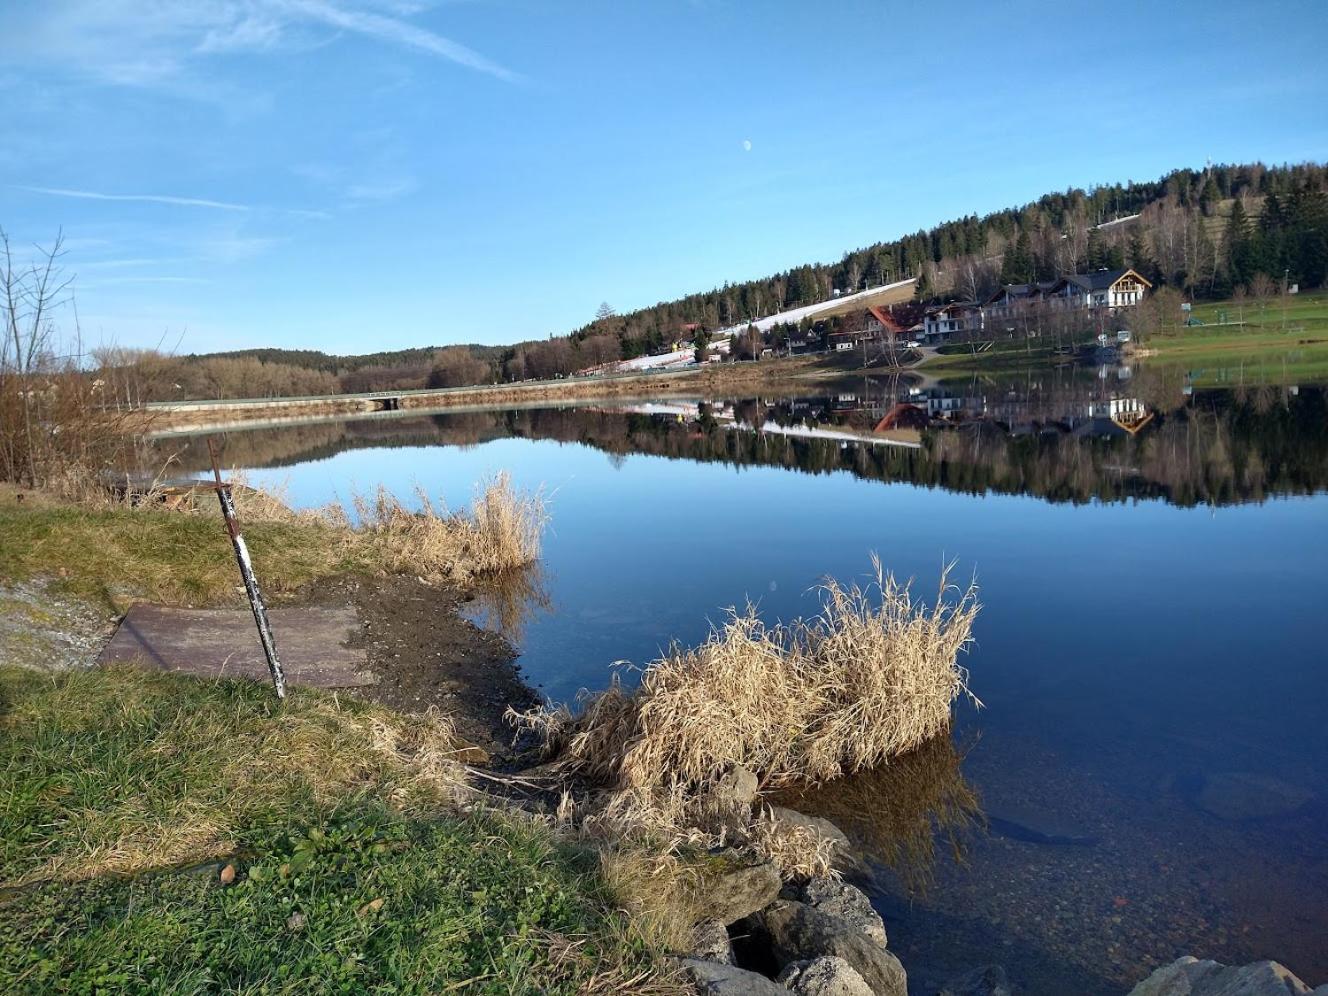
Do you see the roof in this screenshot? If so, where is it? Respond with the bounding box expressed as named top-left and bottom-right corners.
top-left (983, 281), bottom-right (1061, 306)
top-left (926, 301), bottom-right (979, 316)
top-left (1059, 268), bottom-right (1152, 293)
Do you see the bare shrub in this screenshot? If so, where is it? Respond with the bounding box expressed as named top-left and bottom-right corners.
top-left (1, 230), bottom-right (142, 491)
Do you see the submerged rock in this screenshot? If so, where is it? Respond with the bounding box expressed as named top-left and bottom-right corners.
top-left (690, 918), bottom-right (736, 965)
top-left (1194, 773), bottom-right (1313, 821)
top-left (676, 956), bottom-right (790, 995)
top-left (791, 877), bottom-right (887, 947)
top-left (940, 963), bottom-right (1013, 996)
top-left (777, 955), bottom-right (874, 996)
top-left (1128, 956), bottom-right (1319, 995)
top-left (748, 899), bottom-right (906, 996)
top-left (698, 860), bottom-right (783, 926)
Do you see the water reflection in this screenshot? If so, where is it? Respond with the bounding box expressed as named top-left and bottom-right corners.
top-left (773, 735), bottom-right (983, 894)
top-left (153, 370), bottom-right (1328, 509)
top-left (463, 564), bottom-right (552, 647)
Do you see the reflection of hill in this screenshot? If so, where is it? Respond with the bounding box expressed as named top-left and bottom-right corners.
top-left (158, 413), bottom-right (511, 473)
top-left (153, 385), bottom-right (1328, 509)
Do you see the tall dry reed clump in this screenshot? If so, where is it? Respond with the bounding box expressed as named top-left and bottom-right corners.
top-left (513, 557), bottom-right (979, 878)
top-left (352, 472), bottom-right (547, 585)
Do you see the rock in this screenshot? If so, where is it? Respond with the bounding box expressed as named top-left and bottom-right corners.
top-left (697, 860), bottom-right (783, 926)
top-left (691, 918), bottom-right (736, 965)
top-left (713, 766), bottom-right (760, 809)
top-left (766, 806), bottom-right (851, 853)
top-left (940, 964), bottom-right (1012, 996)
top-left (749, 900), bottom-right (906, 996)
top-left (1195, 773), bottom-right (1313, 821)
top-left (1128, 956), bottom-right (1313, 996)
top-left (676, 957), bottom-right (791, 995)
top-left (777, 955), bottom-right (874, 996)
top-left (795, 878), bottom-right (887, 948)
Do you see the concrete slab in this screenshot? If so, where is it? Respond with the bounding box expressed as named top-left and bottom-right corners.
top-left (98, 604), bottom-right (374, 688)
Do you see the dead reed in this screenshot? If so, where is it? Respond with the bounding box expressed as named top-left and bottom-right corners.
top-left (512, 558), bottom-right (979, 877)
top-left (351, 472), bottom-right (547, 585)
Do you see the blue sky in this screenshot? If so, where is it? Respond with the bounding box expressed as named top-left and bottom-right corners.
top-left (1, 0), bottom-right (1325, 355)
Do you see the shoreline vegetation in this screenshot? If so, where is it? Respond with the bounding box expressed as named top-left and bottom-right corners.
top-left (1, 471), bottom-right (980, 993)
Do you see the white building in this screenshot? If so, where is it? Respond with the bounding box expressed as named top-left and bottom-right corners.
top-left (1048, 268), bottom-right (1152, 310)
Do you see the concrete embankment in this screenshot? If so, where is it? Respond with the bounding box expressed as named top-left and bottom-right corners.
top-left (137, 358), bottom-right (827, 432)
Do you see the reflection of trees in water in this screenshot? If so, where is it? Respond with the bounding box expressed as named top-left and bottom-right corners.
top-left (466, 564), bottom-right (551, 647)
top-left (773, 735), bottom-right (982, 894)
top-left (154, 412), bottom-right (510, 475)
top-left (148, 384), bottom-right (1328, 509)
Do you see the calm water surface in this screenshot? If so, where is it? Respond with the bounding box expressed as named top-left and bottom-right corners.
top-left (164, 372), bottom-right (1328, 994)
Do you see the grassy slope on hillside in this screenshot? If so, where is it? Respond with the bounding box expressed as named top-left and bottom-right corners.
top-left (0, 666), bottom-right (671, 995)
top-left (1145, 290), bottom-right (1328, 383)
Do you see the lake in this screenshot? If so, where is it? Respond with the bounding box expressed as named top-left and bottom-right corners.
top-left (155, 368), bottom-right (1328, 994)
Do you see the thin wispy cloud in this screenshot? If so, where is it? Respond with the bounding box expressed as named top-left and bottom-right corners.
top-left (276, 0), bottom-right (520, 82)
top-left (17, 186), bottom-right (250, 212)
top-left (1, 1), bottom-right (519, 88)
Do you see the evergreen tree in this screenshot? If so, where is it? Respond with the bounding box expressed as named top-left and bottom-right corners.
top-left (1086, 228), bottom-right (1108, 270)
top-left (1127, 229), bottom-right (1155, 281)
top-left (1224, 200), bottom-right (1255, 288)
top-left (1000, 231), bottom-right (1034, 284)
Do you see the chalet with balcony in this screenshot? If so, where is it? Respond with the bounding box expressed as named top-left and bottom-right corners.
top-left (1048, 268), bottom-right (1152, 311)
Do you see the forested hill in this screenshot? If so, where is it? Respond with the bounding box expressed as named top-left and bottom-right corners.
top-left (576, 161), bottom-right (1327, 350)
top-left (141, 160), bottom-right (1325, 399)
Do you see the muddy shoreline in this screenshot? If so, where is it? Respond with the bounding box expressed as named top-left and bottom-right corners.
top-left (280, 573), bottom-right (538, 758)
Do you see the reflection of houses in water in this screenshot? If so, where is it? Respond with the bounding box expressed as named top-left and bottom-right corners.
top-left (907, 387), bottom-right (971, 419)
top-left (1083, 396), bottom-right (1154, 435)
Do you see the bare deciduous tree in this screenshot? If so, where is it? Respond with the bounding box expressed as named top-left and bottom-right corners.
top-left (2, 228), bottom-right (74, 487)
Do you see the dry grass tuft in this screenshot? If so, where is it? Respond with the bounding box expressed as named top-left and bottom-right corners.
top-left (511, 558), bottom-right (979, 879)
top-left (352, 472), bottom-right (547, 585)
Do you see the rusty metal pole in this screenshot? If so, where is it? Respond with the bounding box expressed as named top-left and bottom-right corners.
top-left (207, 437), bottom-right (287, 700)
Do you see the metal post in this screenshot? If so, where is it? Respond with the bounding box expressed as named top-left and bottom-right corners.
top-left (207, 437), bottom-right (286, 700)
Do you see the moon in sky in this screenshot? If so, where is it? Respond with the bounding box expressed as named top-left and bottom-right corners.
top-left (742, 139), bottom-right (752, 152)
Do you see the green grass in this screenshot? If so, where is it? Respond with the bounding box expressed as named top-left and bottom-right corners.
top-left (924, 343), bottom-right (1060, 372)
top-left (0, 493), bottom-right (369, 612)
top-left (1144, 290), bottom-right (1328, 384)
top-left (1, 813), bottom-right (653, 995)
top-left (0, 666), bottom-right (674, 995)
